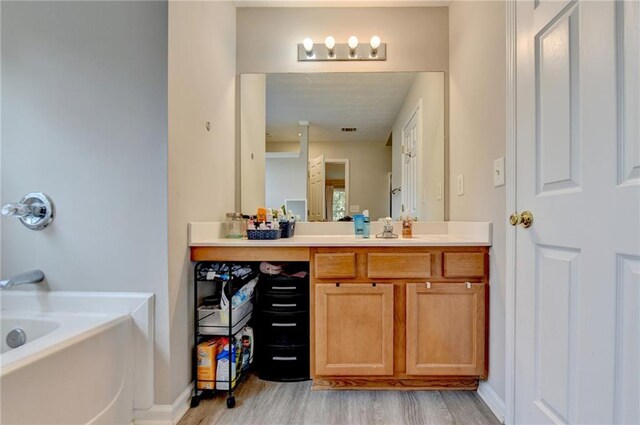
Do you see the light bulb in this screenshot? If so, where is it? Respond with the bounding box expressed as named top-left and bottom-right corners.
top-left (302, 37), bottom-right (314, 54)
top-left (348, 36), bottom-right (359, 50)
top-left (324, 36), bottom-right (336, 51)
top-left (370, 35), bottom-right (381, 50)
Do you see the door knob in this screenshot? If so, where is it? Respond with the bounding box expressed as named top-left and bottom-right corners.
top-left (509, 210), bottom-right (533, 228)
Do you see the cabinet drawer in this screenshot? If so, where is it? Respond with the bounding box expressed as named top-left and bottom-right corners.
top-left (314, 253), bottom-right (357, 279)
top-left (259, 311), bottom-right (309, 346)
top-left (259, 345), bottom-right (310, 382)
top-left (260, 274), bottom-right (309, 294)
top-left (443, 252), bottom-right (486, 278)
top-left (367, 253), bottom-right (431, 279)
top-left (259, 292), bottom-right (308, 313)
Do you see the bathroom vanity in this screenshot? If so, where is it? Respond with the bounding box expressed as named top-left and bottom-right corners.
top-left (190, 221), bottom-right (490, 391)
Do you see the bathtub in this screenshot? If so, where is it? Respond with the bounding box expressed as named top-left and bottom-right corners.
top-left (0, 291), bottom-right (154, 425)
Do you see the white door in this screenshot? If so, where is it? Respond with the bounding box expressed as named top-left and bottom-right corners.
top-left (309, 154), bottom-right (325, 222)
top-left (515, 1), bottom-right (640, 424)
top-left (402, 111), bottom-right (419, 216)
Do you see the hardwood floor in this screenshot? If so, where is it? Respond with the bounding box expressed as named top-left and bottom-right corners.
top-left (179, 374), bottom-right (500, 425)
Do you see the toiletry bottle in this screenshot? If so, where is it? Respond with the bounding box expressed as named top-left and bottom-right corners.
top-left (353, 214), bottom-right (365, 238)
top-left (362, 210), bottom-right (370, 238)
top-left (402, 215), bottom-right (413, 238)
top-left (257, 208), bottom-right (267, 224)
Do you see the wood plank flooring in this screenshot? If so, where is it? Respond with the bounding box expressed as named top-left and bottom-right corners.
top-left (179, 375), bottom-right (500, 425)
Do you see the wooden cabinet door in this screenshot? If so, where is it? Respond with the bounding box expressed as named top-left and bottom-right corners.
top-left (406, 282), bottom-right (486, 376)
top-left (315, 283), bottom-right (394, 376)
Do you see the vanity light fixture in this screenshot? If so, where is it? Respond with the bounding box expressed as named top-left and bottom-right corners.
top-left (324, 36), bottom-right (336, 57)
top-left (302, 37), bottom-right (314, 57)
top-left (298, 36), bottom-right (386, 61)
top-left (347, 36), bottom-right (359, 57)
top-left (370, 35), bottom-right (381, 57)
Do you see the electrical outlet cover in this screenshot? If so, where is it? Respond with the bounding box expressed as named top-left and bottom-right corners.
top-left (457, 174), bottom-right (464, 196)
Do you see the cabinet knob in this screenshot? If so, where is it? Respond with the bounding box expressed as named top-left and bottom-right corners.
top-left (426, 281), bottom-right (431, 289)
top-left (466, 282), bottom-right (472, 289)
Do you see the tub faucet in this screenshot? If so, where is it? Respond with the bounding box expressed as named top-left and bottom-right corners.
top-left (0, 270), bottom-right (45, 289)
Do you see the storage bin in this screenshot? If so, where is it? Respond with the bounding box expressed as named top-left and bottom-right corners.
top-left (279, 221), bottom-right (295, 238)
top-left (247, 229), bottom-right (281, 240)
top-left (198, 297), bottom-right (253, 336)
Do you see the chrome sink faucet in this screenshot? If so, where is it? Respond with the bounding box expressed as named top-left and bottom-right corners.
top-left (0, 270), bottom-right (45, 289)
top-left (376, 217), bottom-right (398, 239)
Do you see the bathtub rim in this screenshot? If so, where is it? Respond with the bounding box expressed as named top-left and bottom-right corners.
top-left (0, 290), bottom-right (154, 410)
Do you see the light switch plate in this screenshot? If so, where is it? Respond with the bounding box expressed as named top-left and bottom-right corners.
top-left (436, 182), bottom-right (443, 201)
top-left (457, 174), bottom-right (464, 196)
top-left (493, 157), bottom-right (505, 187)
top-left (350, 205), bottom-right (360, 213)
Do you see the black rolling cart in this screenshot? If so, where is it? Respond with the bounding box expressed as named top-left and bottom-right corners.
top-left (191, 262), bottom-right (255, 409)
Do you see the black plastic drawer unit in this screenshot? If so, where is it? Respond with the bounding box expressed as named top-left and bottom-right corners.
top-left (257, 271), bottom-right (310, 382)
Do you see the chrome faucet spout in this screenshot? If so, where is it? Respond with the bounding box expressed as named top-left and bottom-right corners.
top-left (0, 270), bottom-right (45, 289)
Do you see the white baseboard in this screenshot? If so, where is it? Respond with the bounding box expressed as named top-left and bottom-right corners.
top-left (134, 383), bottom-right (193, 425)
top-left (477, 381), bottom-right (506, 424)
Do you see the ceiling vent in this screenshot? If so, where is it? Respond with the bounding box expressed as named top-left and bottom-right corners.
top-left (341, 127), bottom-right (358, 132)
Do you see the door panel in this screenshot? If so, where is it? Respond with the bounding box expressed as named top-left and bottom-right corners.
top-left (315, 283), bottom-right (393, 376)
top-left (615, 254), bottom-right (640, 424)
top-left (406, 282), bottom-right (485, 376)
top-left (617, 1), bottom-right (640, 185)
top-left (534, 245), bottom-right (580, 423)
top-left (535, 4), bottom-right (581, 194)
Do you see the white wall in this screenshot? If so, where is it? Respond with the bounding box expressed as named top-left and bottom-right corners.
top-left (392, 72), bottom-right (445, 221)
top-left (449, 0), bottom-right (507, 404)
top-left (237, 7), bottom-right (449, 73)
top-left (0, 0), bottom-right (170, 404)
top-left (308, 141), bottom-right (391, 220)
top-left (265, 125), bottom-right (308, 210)
top-left (168, 0), bottom-right (236, 403)
top-left (240, 74), bottom-right (266, 213)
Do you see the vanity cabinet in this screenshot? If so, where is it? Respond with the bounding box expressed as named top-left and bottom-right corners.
top-left (311, 246), bottom-right (488, 390)
top-left (189, 243), bottom-right (489, 391)
top-left (314, 283), bottom-right (394, 376)
top-left (405, 282), bottom-right (486, 376)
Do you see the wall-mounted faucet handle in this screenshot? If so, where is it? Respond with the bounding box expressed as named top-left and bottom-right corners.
top-left (1, 193), bottom-right (55, 230)
top-left (1, 203), bottom-right (32, 218)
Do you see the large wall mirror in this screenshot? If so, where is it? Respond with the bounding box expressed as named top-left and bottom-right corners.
top-left (240, 72), bottom-right (445, 222)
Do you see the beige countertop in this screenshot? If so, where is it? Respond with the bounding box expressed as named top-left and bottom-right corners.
top-left (188, 221), bottom-right (492, 247)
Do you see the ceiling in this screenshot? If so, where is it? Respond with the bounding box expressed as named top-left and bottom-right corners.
top-left (266, 72), bottom-right (418, 144)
